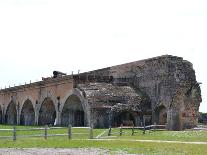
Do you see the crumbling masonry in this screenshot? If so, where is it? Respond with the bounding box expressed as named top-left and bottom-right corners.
top-left (0, 55), bottom-right (202, 130)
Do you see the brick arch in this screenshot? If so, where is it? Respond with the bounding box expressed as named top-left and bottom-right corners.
top-left (38, 92), bottom-right (58, 113)
top-left (5, 101), bottom-right (17, 125)
top-left (20, 99), bottom-right (35, 125)
top-left (19, 96), bottom-right (35, 114)
top-left (38, 97), bottom-right (57, 125)
top-left (60, 88), bottom-right (86, 113)
top-left (60, 88), bottom-right (90, 126)
top-left (61, 94), bottom-right (85, 126)
top-left (4, 98), bottom-right (16, 115)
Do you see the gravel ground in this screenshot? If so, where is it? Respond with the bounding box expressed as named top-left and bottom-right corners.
top-left (0, 148), bottom-right (109, 155)
top-left (0, 148), bottom-right (137, 155)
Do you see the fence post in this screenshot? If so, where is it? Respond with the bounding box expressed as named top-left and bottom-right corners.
top-left (153, 122), bottom-right (156, 132)
top-left (120, 124), bottom-right (123, 136)
top-left (44, 125), bottom-right (48, 140)
top-left (89, 125), bottom-right (93, 139)
top-left (143, 118), bottom-right (146, 134)
top-left (68, 124), bottom-right (72, 139)
top-left (13, 126), bottom-right (16, 141)
top-left (132, 125), bottom-right (134, 136)
top-left (108, 126), bottom-right (111, 136)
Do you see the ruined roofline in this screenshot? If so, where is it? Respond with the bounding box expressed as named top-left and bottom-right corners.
top-left (0, 54), bottom-right (188, 93)
top-left (108, 54), bottom-right (189, 68)
top-left (77, 54), bottom-right (186, 75)
top-left (0, 75), bottom-right (73, 93)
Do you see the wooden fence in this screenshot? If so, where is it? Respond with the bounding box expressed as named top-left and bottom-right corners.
top-left (0, 125), bottom-right (93, 141)
top-left (0, 123), bottom-right (166, 140)
top-left (108, 123), bottom-right (166, 137)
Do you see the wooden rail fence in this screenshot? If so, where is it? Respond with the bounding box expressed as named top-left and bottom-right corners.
top-left (108, 123), bottom-right (166, 137)
top-left (0, 125), bottom-right (94, 141)
top-left (0, 123), bottom-right (166, 140)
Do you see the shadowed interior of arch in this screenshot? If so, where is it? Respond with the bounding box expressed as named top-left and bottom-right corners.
top-left (61, 95), bottom-right (84, 127)
top-left (20, 100), bottom-right (35, 126)
top-left (38, 98), bottom-right (56, 125)
top-left (112, 111), bottom-right (136, 127)
top-left (5, 102), bottom-right (17, 125)
top-left (155, 105), bottom-right (167, 125)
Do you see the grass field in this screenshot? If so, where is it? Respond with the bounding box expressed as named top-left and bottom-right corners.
top-left (0, 125), bottom-right (207, 155)
top-left (108, 127), bottom-right (207, 142)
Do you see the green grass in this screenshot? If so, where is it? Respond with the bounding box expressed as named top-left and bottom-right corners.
top-left (108, 127), bottom-right (207, 142)
top-left (0, 125), bottom-right (207, 155)
top-left (0, 137), bottom-right (206, 155)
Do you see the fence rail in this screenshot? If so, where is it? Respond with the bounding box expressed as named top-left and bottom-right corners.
top-left (0, 123), bottom-right (166, 140)
top-left (107, 123), bottom-right (166, 137)
top-left (0, 125), bottom-right (93, 141)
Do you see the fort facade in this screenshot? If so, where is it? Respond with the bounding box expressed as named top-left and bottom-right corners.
top-left (0, 55), bottom-right (202, 130)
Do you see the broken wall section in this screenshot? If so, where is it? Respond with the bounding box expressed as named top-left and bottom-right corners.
top-left (76, 55), bottom-right (202, 130)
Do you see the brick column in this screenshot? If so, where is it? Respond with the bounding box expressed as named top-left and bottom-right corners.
top-left (16, 102), bottom-right (20, 125)
top-left (35, 101), bottom-right (39, 125)
top-left (56, 111), bottom-right (61, 125)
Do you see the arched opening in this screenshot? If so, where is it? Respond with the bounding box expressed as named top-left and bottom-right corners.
top-left (0, 106), bottom-right (2, 124)
top-left (20, 100), bottom-right (35, 126)
top-left (155, 105), bottom-right (167, 125)
top-left (61, 95), bottom-right (84, 126)
top-left (112, 111), bottom-right (135, 127)
top-left (5, 102), bottom-right (17, 125)
top-left (38, 98), bottom-right (56, 125)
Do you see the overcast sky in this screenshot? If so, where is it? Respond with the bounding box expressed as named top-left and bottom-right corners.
top-left (0, 0), bottom-right (206, 112)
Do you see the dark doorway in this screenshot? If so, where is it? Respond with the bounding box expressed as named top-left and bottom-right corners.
top-left (155, 105), bottom-right (167, 125)
top-left (113, 111), bottom-right (135, 127)
top-left (38, 98), bottom-right (56, 125)
top-left (5, 102), bottom-right (17, 125)
top-left (20, 100), bottom-right (35, 125)
top-left (61, 95), bottom-right (84, 126)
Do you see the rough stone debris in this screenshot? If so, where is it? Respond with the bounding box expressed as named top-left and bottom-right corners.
top-left (0, 55), bottom-right (202, 130)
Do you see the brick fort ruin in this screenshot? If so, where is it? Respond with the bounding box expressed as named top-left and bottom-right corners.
top-left (0, 55), bottom-right (202, 130)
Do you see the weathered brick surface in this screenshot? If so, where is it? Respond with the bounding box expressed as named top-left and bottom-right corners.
top-left (0, 55), bottom-right (202, 130)
top-left (76, 55), bottom-right (201, 130)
